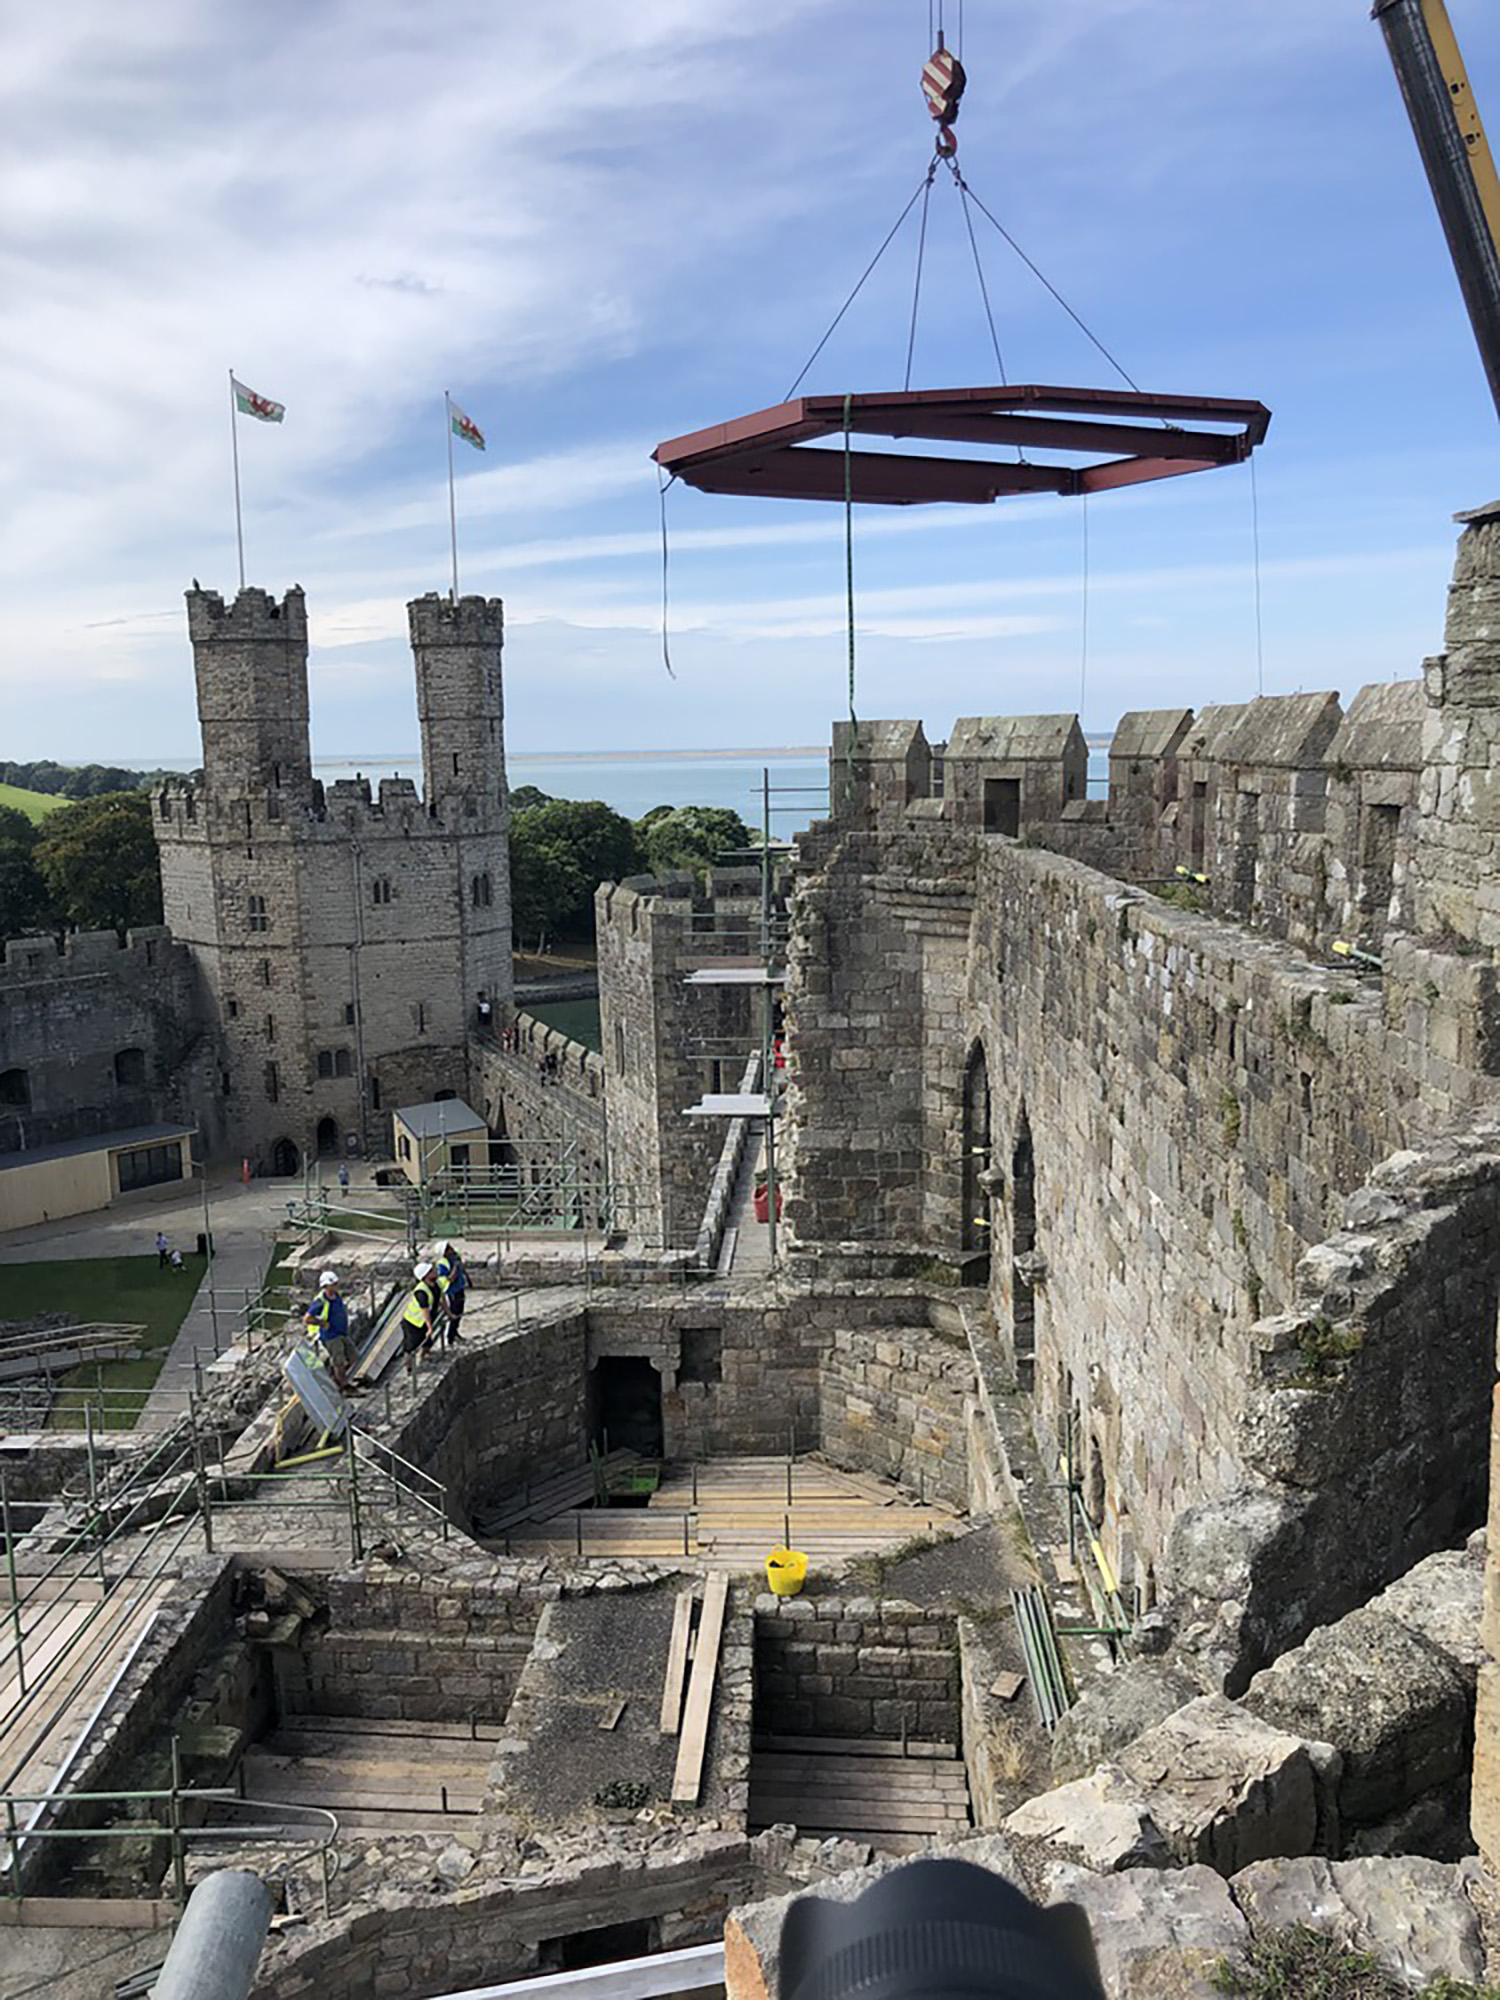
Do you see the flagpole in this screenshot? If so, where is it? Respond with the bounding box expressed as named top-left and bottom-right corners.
top-left (444, 390), bottom-right (459, 602)
top-left (229, 370), bottom-right (246, 593)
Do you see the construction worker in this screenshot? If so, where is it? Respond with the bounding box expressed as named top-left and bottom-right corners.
top-left (436, 1241), bottom-right (467, 1345)
top-left (305, 1270), bottom-right (358, 1394)
top-left (401, 1260), bottom-right (439, 1379)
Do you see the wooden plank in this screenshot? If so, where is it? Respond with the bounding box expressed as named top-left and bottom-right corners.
top-left (752, 1760), bottom-right (968, 1795)
top-left (260, 1740), bottom-right (493, 1778)
top-left (279, 1713), bottom-right (503, 1741)
top-left (748, 1795), bottom-right (968, 1828)
top-left (671, 1573), bottom-right (728, 1804)
top-left (0, 1896), bottom-right (178, 1931)
top-left (753, 1733), bottom-right (957, 1760)
top-left (659, 1590), bottom-right (693, 1735)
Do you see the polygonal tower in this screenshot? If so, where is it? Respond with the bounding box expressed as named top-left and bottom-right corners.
top-left (155, 584), bottom-right (515, 1173)
top-left (408, 593), bottom-right (513, 1034)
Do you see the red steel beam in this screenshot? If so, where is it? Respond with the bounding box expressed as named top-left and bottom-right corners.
top-left (653, 383), bottom-right (1270, 508)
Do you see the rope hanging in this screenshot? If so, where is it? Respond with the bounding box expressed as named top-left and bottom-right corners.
top-left (1250, 455), bottom-right (1265, 697)
top-left (843, 392), bottom-right (858, 748)
top-left (904, 167), bottom-right (936, 391)
top-left (1079, 494), bottom-right (1091, 723)
top-left (657, 469), bottom-right (677, 680)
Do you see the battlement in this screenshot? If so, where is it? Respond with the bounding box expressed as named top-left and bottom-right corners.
top-left (407, 592), bottom-right (505, 646)
top-left (186, 585), bottom-right (307, 644)
top-left (1, 927), bottom-right (181, 983)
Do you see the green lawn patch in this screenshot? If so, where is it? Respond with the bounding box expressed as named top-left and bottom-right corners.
top-left (0, 781), bottom-right (67, 824)
top-left (5, 1252), bottom-right (206, 1431)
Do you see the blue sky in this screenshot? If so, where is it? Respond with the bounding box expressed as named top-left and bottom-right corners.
top-left (5, 0), bottom-right (1500, 764)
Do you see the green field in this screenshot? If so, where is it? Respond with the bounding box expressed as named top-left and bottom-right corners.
top-left (3, 1252), bottom-right (207, 1429)
top-left (0, 781), bottom-right (66, 823)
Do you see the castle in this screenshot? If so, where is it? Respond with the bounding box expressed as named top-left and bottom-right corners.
top-left (10, 515), bottom-right (1500, 1981)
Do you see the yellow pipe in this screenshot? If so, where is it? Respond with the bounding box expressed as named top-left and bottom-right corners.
top-left (1090, 1537), bottom-right (1119, 1599)
top-left (1421, 0), bottom-right (1500, 252)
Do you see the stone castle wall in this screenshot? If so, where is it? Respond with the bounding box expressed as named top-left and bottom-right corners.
top-left (155, 587), bottom-right (512, 1171)
top-left (469, 1013), bottom-right (606, 1163)
top-left (0, 926), bottom-right (217, 1155)
top-left (597, 870), bottom-right (764, 1250)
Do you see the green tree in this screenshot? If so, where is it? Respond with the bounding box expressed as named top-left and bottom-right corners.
top-left (0, 806), bottom-right (53, 941)
top-left (638, 804), bottom-right (752, 875)
top-left (507, 799), bottom-right (641, 947)
top-left (34, 792), bottom-right (163, 937)
top-left (509, 784), bottom-right (553, 813)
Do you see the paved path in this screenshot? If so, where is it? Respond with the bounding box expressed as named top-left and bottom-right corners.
top-left (0, 1167), bottom-right (387, 1433)
top-left (726, 1124), bottom-right (774, 1278)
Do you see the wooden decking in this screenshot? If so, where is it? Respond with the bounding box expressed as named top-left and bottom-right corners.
top-left (237, 1713), bottom-right (502, 1836)
top-left (748, 1734), bottom-right (971, 1853)
top-left (0, 1573), bottom-right (172, 1801)
top-left (487, 1456), bottom-right (960, 1572)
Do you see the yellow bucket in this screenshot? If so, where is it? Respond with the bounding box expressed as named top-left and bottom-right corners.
top-left (765, 1546), bottom-right (808, 1597)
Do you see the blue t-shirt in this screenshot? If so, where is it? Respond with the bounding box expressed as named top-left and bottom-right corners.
top-left (306, 1293), bottom-right (349, 1342)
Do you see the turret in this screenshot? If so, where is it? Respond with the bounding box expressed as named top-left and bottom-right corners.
top-left (185, 586), bottom-right (313, 813)
top-left (408, 593), bottom-right (506, 823)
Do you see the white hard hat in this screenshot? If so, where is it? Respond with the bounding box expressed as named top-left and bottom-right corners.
top-left (414, 1260), bottom-right (433, 1280)
top-left (319, 1270), bottom-right (339, 1288)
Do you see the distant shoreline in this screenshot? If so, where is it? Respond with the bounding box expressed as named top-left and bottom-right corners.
top-left (317, 746), bottom-right (830, 767)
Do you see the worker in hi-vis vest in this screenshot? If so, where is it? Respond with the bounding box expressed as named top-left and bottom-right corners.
top-left (401, 1261), bottom-right (439, 1379)
top-left (305, 1270), bottom-right (359, 1394)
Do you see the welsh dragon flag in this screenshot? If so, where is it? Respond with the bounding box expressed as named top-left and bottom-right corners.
top-left (232, 377), bottom-right (285, 424)
top-left (450, 400), bottom-right (485, 451)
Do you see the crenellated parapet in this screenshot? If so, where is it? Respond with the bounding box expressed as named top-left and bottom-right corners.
top-left (406, 592), bottom-right (505, 648)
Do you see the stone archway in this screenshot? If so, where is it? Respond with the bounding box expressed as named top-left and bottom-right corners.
top-left (960, 1042), bottom-right (992, 1286)
top-left (315, 1115), bottom-right (339, 1159)
top-left (270, 1137), bottom-right (300, 1177)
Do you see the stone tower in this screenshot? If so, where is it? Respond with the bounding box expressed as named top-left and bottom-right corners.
top-left (156, 585), bottom-right (514, 1172)
top-left (187, 586), bottom-right (314, 816)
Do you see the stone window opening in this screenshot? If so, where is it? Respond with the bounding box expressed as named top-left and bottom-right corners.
top-left (344, 1001), bottom-right (356, 1026)
top-left (247, 893), bottom-right (268, 934)
top-left (371, 877), bottom-right (393, 906)
top-left (0, 1068), bottom-right (31, 1109)
top-left (983, 777), bottom-right (1021, 837)
top-left (961, 1040), bottom-right (992, 1287)
top-left (370, 1074), bottom-right (382, 1111)
top-left (316, 1049), bottom-right (353, 1080)
top-left (113, 1047), bottom-right (147, 1089)
top-left (1011, 1108), bottom-right (1037, 1386)
top-left (258, 959), bottom-right (271, 987)
top-left (472, 872), bottom-right (493, 907)
top-left (451, 752), bottom-right (460, 777)
top-left (615, 1021), bottom-right (626, 1073)
top-left (1358, 802), bottom-right (1401, 936)
top-left (226, 997), bottom-right (239, 1019)
top-left (264, 1062), bottom-right (280, 1104)
top-left (184, 793), bottom-right (195, 822)
top-left (265, 1015), bottom-right (276, 1043)
top-left (158, 792), bottom-right (171, 821)
top-left (1086, 1435), bottom-right (1107, 1530)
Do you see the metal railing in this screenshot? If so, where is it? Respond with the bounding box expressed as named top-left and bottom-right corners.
top-left (2, 1765), bottom-right (338, 1914)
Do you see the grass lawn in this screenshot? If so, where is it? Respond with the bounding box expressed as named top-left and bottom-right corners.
top-left (6, 1252), bottom-right (208, 1430)
top-left (0, 781), bottom-right (66, 824)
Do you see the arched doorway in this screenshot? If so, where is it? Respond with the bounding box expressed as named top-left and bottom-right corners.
top-left (1012, 1108), bottom-right (1036, 1388)
top-left (270, 1137), bottom-right (300, 1177)
top-left (315, 1116), bottom-right (339, 1158)
top-left (960, 1042), bottom-right (991, 1285)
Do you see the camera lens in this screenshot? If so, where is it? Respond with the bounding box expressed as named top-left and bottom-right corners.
top-left (779, 1858), bottom-right (1102, 2000)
